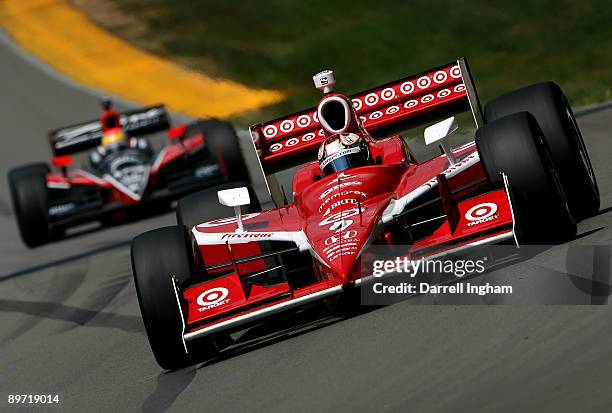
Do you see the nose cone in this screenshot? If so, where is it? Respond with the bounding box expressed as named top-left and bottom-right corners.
top-left (305, 196), bottom-right (386, 285)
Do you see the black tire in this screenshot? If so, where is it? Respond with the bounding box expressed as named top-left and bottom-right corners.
top-left (131, 225), bottom-right (217, 370)
top-left (476, 112), bottom-right (576, 244)
top-left (8, 163), bottom-right (51, 247)
top-left (485, 82), bottom-right (599, 219)
top-left (195, 119), bottom-right (251, 183)
top-left (176, 182), bottom-right (261, 229)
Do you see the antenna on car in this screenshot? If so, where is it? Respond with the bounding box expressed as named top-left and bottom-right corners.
top-left (313, 70), bottom-right (336, 94)
top-left (281, 185), bottom-right (289, 206)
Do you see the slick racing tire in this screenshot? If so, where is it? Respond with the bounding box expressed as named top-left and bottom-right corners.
top-left (475, 112), bottom-right (576, 244)
top-left (176, 182), bottom-right (261, 229)
top-left (8, 163), bottom-right (51, 248)
top-left (131, 225), bottom-right (217, 370)
top-left (196, 119), bottom-right (251, 183)
top-left (485, 82), bottom-right (599, 219)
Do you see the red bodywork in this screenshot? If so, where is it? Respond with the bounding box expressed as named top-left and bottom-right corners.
top-left (178, 60), bottom-right (517, 342)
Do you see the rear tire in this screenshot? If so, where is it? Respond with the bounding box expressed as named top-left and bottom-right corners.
top-left (176, 182), bottom-right (261, 229)
top-left (485, 82), bottom-right (599, 219)
top-left (195, 119), bottom-right (251, 183)
top-left (476, 112), bottom-right (576, 244)
top-left (131, 225), bottom-right (217, 370)
top-left (8, 163), bottom-right (51, 247)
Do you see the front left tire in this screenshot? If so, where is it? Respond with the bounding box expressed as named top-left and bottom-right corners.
top-left (8, 163), bottom-right (51, 247)
top-left (131, 225), bottom-right (218, 370)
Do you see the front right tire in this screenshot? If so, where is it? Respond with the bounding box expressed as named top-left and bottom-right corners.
top-left (484, 82), bottom-right (599, 219)
top-left (476, 112), bottom-right (576, 244)
top-left (192, 119), bottom-right (251, 183)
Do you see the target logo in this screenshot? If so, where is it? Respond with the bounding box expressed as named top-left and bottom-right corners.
top-left (400, 81), bottom-right (415, 95)
top-left (450, 65), bottom-right (462, 78)
top-left (369, 111), bottom-right (383, 120)
top-left (196, 287), bottom-right (230, 311)
top-left (280, 120), bottom-right (294, 133)
top-left (465, 203), bottom-right (498, 226)
top-left (417, 76), bottom-right (431, 89)
top-left (263, 125), bottom-right (278, 138)
top-left (365, 93), bottom-right (379, 106)
top-left (297, 115), bottom-right (311, 128)
top-left (381, 88), bottom-right (395, 101)
top-left (433, 70), bottom-right (448, 84)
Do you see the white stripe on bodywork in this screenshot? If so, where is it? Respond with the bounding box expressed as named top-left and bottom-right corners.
top-left (102, 168), bottom-right (150, 201)
top-left (380, 151), bottom-right (480, 223)
top-left (152, 146), bottom-right (169, 172)
top-left (73, 169), bottom-right (107, 185)
top-left (47, 182), bottom-right (71, 189)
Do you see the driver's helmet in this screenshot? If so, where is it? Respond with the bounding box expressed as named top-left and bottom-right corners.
top-left (101, 128), bottom-right (126, 148)
top-left (318, 132), bottom-right (371, 176)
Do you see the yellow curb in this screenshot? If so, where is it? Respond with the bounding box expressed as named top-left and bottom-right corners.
top-left (0, 0), bottom-right (284, 118)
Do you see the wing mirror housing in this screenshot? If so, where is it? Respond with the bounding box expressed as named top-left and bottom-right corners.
top-left (168, 124), bottom-right (187, 141)
top-left (218, 187), bottom-right (251, 232)
top-left (424, 117), bottom-right (458, 165)
top-left (52, 155), bottom-right (73, 176)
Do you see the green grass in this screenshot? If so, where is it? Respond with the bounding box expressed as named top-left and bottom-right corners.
top-left (101, 0), bottom-right (612, 124)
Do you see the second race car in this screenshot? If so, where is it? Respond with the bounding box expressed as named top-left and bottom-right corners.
top-left (8, 100), bottom-right (250, 247)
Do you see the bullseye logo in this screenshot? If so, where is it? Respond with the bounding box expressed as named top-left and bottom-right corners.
top-left (196, 287), bottom-right (230, 311)
top-left (465, 203), bottom-right (499, 226)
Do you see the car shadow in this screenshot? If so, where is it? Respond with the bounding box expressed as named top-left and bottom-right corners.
top-left (140, 367), bottom-right (197, 413)
top-left (0, 299), bottom-right (144, 337)
top-left (0, 239), bottom-right (131, 282)
top-left (193, 303), bottom-right (380, 370)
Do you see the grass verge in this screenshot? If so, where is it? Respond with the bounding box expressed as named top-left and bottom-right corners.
top-left (77, 0), bottom-right (612, 125)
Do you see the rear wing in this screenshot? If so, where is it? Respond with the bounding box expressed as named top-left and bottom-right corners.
top-left (49, 105), bottom-right (171, 156)
top-left (250, 58), bottom-right (483, 183)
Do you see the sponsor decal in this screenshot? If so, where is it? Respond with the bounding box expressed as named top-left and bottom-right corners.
top-left (318, 190), bottom-right (368, 213)
top-left (319, 147), bottom-right (361, 170)
top-left (196, 287), bottom-right (230, 311)
top-left (324, 230), bottom-right (358, 246)
top-left (198, 213), bottom-right (260, 228)
top-left (465, 203), bottom-right (498, 226)
top-left (322, 198), bottom-right (359, 216)
top-left (194, 164), bottom-right (220, 178)
top-left (317, 207), bottom-right (365, 262)
top-left (319, 181), bottom-right (363, 200)
top-left (221, 232), bottom-right (273, 240)
top-left (48, 202), bottom-right (76, 216)
top-left (319, 208), bottom-right (362, 227)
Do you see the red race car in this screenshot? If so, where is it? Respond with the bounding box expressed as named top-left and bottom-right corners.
top-left (131, 58), bottom-right (599, 369)
top-left (8, 101), bottom-right (250, 247)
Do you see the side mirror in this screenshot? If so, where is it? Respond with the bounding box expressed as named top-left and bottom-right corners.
top-left (52, 155), bottom-right (73, 169)
top-left (168, 125), bottom-right (187, 141)
top-left (218, 187), bottom-right (251, 232)
top-left (218, 187), bottom-right (250, 207)
top-left (424, 117), bottom-right (458, 165)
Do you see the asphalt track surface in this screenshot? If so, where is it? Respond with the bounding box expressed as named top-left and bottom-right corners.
top-left (1, 31), bottom-right (612, 413)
